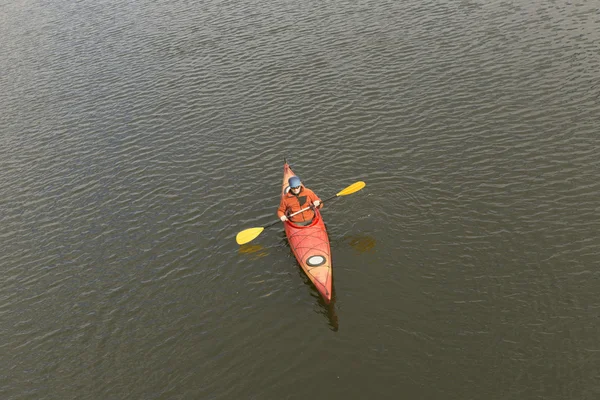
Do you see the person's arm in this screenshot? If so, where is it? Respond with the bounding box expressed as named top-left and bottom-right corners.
top-left (277, 198), bottom-right (288, 221)
top-left (308, 189), bottom-right (323, 209)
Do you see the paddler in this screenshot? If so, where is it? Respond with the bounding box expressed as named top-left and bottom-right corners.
top-left (278, 176), bottom-right (323, 226)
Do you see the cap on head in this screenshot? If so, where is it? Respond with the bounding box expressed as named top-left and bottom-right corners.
top-left (288, 176), bottom-right (301, 188)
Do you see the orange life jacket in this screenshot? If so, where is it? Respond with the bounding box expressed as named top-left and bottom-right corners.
top-left (277, 185), bottom-right (322, 223)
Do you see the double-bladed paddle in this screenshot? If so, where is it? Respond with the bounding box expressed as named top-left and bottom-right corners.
top-left (235, 181), bottom-right (366, 245)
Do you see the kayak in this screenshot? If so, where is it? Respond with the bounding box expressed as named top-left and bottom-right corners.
top-left (282, 161), bottom-right (333, 302)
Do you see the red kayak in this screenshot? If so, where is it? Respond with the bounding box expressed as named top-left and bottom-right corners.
top-left (281, 162), bottom-right (333, 302)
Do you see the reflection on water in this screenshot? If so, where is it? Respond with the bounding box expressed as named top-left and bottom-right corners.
top-left (345, 234), bottom-right (377, 254)
top-left (278, 223), bottom-right (341, 330)
top-left (316, 286), bottom-right (339, 332)
top-left (241, 229), bottom-right (339, 330)
top-left (238, 243), bottom-right (269, 259)
top-left (294, 265), bottom-right (340, 331)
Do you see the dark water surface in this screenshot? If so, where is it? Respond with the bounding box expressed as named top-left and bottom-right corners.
top-left (2, 0), bottom-right (600, 398)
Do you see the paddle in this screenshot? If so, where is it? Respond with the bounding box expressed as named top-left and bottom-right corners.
top-left (235, 181), bottom-right (366, 245)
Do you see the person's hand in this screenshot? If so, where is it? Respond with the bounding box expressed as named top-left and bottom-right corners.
top-left (280, 215), bottom-right (288, 222)
top-left (313, 200), bottom-right (321, 207)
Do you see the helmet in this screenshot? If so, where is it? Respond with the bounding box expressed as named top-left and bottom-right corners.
top-left (288, 176), bottom-right (301, 188)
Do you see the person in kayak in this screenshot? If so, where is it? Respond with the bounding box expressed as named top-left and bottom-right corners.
top-left (278, 176), bottom-right (323, 226)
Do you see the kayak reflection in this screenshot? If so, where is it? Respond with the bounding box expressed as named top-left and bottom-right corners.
top-left (316, 285), bottom-right (339, 332)
top-left (278, 227), bottom-right (339, 330)
top-left (289, 257), bottom-right (339, 331)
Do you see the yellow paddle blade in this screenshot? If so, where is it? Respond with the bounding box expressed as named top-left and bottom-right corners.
top-left (336, 181), bottom-right (366, 197)
top-left (236, 227), bottom-right (265, 245)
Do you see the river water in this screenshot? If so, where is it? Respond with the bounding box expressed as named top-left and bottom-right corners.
top-left (2, 0), bottom-right (599, 399)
